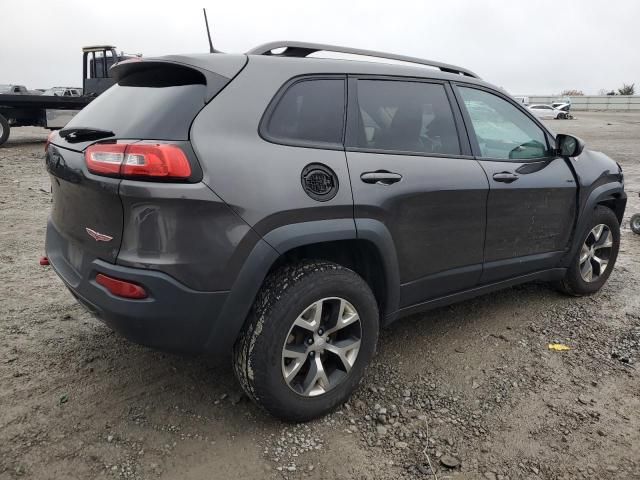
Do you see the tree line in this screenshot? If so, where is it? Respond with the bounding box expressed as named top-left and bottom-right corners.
top-left (560, 84), bottom-right (635, 96)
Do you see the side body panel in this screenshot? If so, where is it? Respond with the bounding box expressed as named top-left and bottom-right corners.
top-left (347, 151), bottom-right (488, 306)
top-left (190, 60), bottom-right (354, 240)
top-left (477, 158), bottom-right (577, 282)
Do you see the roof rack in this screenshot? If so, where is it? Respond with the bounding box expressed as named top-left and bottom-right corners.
top-left (247, 41), bottom-right (479, 79)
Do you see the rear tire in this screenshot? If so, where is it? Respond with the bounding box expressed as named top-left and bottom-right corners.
top-left (556, 206), bottom-right (620, 296)
top-left (0, 114), bottom-right (9, 146)
top-left (233, 260), bottom-right (379, 422)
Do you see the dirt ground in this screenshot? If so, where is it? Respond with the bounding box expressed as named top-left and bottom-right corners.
top-left (1, 112), bottom-right (639, 480)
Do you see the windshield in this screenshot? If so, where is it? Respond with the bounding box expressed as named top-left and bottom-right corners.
top-left (0, 85), bottom-right (13, 94)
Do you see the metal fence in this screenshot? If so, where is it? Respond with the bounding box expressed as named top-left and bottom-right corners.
top-left (525, 95), bottom-right (640, 111)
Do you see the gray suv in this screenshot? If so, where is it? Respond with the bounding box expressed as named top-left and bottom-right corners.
top-left (45, 42), bottom-right (626, 421)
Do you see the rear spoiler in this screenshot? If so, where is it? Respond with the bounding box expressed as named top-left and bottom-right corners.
top-left (111, 54), bottom-right (248, 102)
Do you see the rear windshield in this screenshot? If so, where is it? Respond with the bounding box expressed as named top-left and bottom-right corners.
top-left (64, 65), bottom-right (207, 140)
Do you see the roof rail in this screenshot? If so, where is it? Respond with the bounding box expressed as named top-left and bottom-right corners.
top-left (247, 41), bottom-right (479, 79)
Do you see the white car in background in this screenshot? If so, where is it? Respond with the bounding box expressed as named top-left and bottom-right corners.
top-left (551, 102), bottom-right (572, 112)
top-left (528, 104), bottom-right (568, 119)
top-left (41, 87), bottom-right (83, 97)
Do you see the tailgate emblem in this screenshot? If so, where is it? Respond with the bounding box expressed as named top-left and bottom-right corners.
top-left (85, 227), bottom-right (113, 242)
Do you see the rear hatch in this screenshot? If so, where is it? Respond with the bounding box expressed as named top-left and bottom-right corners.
top-left (46, 55), bottom-right (246, 279)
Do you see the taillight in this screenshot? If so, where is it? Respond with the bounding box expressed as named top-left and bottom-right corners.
top-left (96, 273), bottom-right (147, 299)
top-left (45, 131), bottom-right (56, 152)
top-left (122, 144), bottom-right (191, 178)
top-left (85, 143), bottom-right (191, 180)
top-left (85, 144), bottom-right (126, 175)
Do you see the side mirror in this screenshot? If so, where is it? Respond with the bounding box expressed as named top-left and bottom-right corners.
top-left (556, 134), bottom-right (585, 157)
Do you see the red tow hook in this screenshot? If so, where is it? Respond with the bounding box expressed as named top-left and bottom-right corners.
top-left (39, 256), bottom-right (50, 266)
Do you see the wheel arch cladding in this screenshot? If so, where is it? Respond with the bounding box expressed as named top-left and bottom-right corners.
top-left (263, 218), bottom-right (400, 319)
top-left (596, 193), bottom-right (626, 224)
top-left (205, 219), bottom-right (401, 352)
top-left (269, 239), bottom-right (392, 318)
top-left (582, 183), bottom-right (626, 226)
top-left (561, 184), bottom-right (626, 268)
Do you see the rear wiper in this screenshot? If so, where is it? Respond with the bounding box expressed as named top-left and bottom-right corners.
top-left (59, 127), bottom-right (115, 143)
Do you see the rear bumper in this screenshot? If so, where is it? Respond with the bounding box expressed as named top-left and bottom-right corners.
top-left (46, 219), bottom-right (230, 353)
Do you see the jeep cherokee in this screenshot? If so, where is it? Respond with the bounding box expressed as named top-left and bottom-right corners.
top-left (44, 42), bottom-right (626, 421)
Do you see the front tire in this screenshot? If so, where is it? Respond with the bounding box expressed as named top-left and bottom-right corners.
top-left (233, 261), bottom-right (379, 422)
top-left (557, 206), bottom-right (620, 296)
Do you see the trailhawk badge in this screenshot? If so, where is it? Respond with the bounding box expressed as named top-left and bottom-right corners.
top-left (85, 227), bottom-right (113, 242)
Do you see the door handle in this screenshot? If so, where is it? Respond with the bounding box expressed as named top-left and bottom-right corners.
top-left (360, 170), bottom-right (403, 185)
top-left (492, 171), bottom-right (519, 183)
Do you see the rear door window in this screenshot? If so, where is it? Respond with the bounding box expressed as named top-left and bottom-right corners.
top-left (263, 78), bottom-right (345, 147)
top-left (353, 80), bottom-right (461, 156)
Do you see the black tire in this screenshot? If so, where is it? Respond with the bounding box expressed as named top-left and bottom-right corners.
top-left (233, 260), bottom-right (379, 422)
top-left (631, 214), bottom-right (640, 235)
top-left (557, 206), bottom-right (620, 296)
top-left (0, 114), bottom-right (9, 146)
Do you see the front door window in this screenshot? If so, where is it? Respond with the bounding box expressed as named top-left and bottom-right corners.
top-left (459, 87), bottom-right (550, 160)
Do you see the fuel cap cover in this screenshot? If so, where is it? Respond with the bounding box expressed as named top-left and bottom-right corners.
top-left (301, 163), bottom-right (339, 202)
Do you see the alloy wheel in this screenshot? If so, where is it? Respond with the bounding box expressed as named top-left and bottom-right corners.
top-left (281, 297), bottom-right (362, 397)
top-left (579, 224), bottom-right (613, 282)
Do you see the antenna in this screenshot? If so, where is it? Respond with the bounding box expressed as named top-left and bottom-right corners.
top-left (203, 8), bottom-right (216, 53)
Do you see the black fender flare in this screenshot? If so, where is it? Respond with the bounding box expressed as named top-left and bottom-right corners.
top-left (204, 237), bottom-right (279, 353)
top-left (561, 182), bottom-right (626, 268)
top-left (204, 218), bottom-right (401, 352)
top-left (354, 218), bottom-right (401, 324)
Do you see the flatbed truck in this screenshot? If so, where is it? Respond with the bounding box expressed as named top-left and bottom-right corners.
top-left (0, 46), bottom-right (131, 145)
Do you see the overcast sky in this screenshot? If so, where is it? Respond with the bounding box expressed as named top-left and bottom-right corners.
top-left (1, 0), bottom-right (638, 95)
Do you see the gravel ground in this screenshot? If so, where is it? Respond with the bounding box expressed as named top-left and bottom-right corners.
top-left (1, 112), bottom-right (639, 480)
